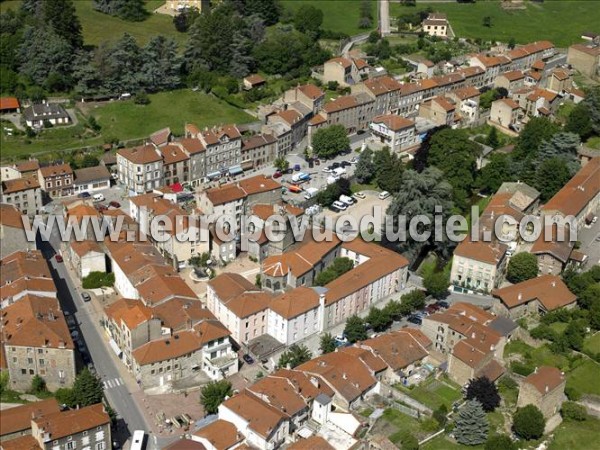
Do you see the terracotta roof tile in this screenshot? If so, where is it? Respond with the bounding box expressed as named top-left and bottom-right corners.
top-left (0, 97), bottom-right (20, 110)
top-left (32, 404), bottom-right (110, 441)
top-left (269, 286), bottom-right (319, 320)
top-left (133, 330), bottom-right (201, 365)
top-left (0, 203), bottom-right (26, 228)
top-left (1, 177), bottom-right (41, 194)
top-left (193, 419), bottom-right (243, 450)
top-left (298, 84), bottom-right (325, 99)
top-left (70, 240), bottom-right (102, 257)
top-left (287, 436), bottom-right (335, 450)
top-left (491, 275), bottom-right (576, 311)
top-left (73, 165), bottom-right (110, 184)
top-left (372, 114), bottom-right (415, 131)
top-left (221, 391), bottom-right (287, 438)
top-left (0, 398), bottom-right (60, 437)
top-left (160, 144), bottom-right (190, 165)
top-left (244, 74), bottom-right (266, 85)
top-left (150, 127), bottom-right (171, 146)
top-left (0, 435), bottom-right (41, 450)
top-left (360, 329), bottom-right (431, 371)
top-left (225, 291), bottom-right (272, 318)
top-left (154, 298), bottom-right (215, 331)
top-left (117, 145), bottom-right (162, 165)
top-left (249, 376), bottom-right (308, 416)
top-left (208, 273), bottom-right (257, 302)
top-left (39, 164), bottom-right (72, 178)
top-left (523, 366), bottom-right (565, 394)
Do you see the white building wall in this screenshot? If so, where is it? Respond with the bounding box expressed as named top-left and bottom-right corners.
top-left (80, 252), bottom-right (106, 278)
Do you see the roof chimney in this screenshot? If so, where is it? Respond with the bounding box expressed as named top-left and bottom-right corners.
top-left (551, 281), bottom-right (556, 287)
top-left (518, 292), bottom-right (522, 300)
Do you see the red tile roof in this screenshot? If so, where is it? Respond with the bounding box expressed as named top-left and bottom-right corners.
top-left (372, 114), bottom-right (415, 131)
top-left (32, 404), bottom-right (110, 441)
top-left (491, 275), bottom-right (576, 311)
top-left (0, 97), bottom-right (19, 110)
top-left (118, 145), bottom-right (162, 165)
top-left (0, 398), bottom-right (60, 437)
top-left (193, 419), bottom-right (243, 450)
top-left (523, 366), bottom-right (565, 394)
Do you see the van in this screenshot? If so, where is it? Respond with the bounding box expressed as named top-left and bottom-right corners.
top-left (304, 187), bottom-right (319, 200)
top-left (378, 191), bottom-right (390, 200)
top-left (93, 193), bottom-right (105, 202)
top-left (339, 195), bottom-right (354, 206)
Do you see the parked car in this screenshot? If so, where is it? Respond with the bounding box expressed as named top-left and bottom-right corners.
top-left (339, 195), bottom-right (354, 206)
top-left (353, 191), bottom-right (366, 199)
top-left (407, 315), bottom-right (422, 325)
top-left (332, 162), bottom-right (341, 169)
top-left (331, 200), bottom-right (348, 211)
top-left (273, 170), bottom-right (282, 178)
top-left (78, 191), bottom-right (91, 199)
top-left (436, 300), bottom-right (450, 309)
top-left (109, 201), bottom-right (121, 208)
top-left (378, 191), bottom-right (391, 200)
top-left (328, 204), bottom-right (342, 213)
top-left (293, 164), bottom-right (301, 171)
top-left (340, 160), bottom-right (351, 168)
top-left (93, 193), bottom-right (105, 202)
top-left (288, 184), bottom-right (303, 193)
top-left (323, 166), bottom-right (333, 173)
top-left (81, 292), bottom-right (91, 302)
top-left (55, 254), bottom-right (63, 263)
top-left (243, 354), bottom-right (254, 364)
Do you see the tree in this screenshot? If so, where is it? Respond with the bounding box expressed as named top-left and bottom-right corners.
top-left (433, 404), bottom-right (448, 427)
top-left (173, 8), bottom-right (200, 32)
top-left (477, 153), bottom-right (514, 193)
top-left (355, 147), bottom-right (374, 183)
top-left (583, 86), bottom-right (600, 135)
top-left (320, 333), bottom-right (336, 354)
top-left (507, 252), bottom-right (538, 283)
top-left (81, 154), bottom-right (100, 168)
top-left (30, 375), bottom-right (47, 394)
top-left (486, 127), bottom-right (499, 148)
top-left (507, 37), bottom-right (516, 49)
top-left (315, 257), bottom-right (354, 286)
top-left (294, 5), bottom-right (323, 36)
top-left (536, 157), bottom-right (573, 202)
top-left (141, 36), bottom-right (182, 92)
top-left (373, 147), bottom-right (403, 193)
top-left (278, 344), bottom-right (312, 368)
top-left (383, 299), bottom-right (403, 321)
top-left (200, 380), bottom-right (232, 414)
top-left (589, 299), bottom-right (600, 330)
top-left (367, 307), bottom-right (392, 332)
top-left (386, 167), bottom-right (455, 261)
top-left (274, 156), bottom-right (289, 171)
top-left (485, 434), bottom-right (516, 450)
top-left (564, 319), bottom-right (586, 351)
top-left (41, 0), bottom-right (83, 49)
top-left (344, 315), bottom-right (367, 343)
top-left (565, 103), bottom-right (593, 140)
top-left (561, 401), bottom-right (587, 421)
top-left (454, 399), bottom-right (489, 446)
top-left (465, 377), bottom-right (501, 412)
top-left (312, 125), bottom-right (350, 158)
top-left (423, 271), bottom-right (450, 299)
top-left (55, 387), bottom-right (76, 407)
top-left (513, 117), bottom-right (559, 160)
top-left (93, 0), bottom-right (148, 22)
top-left (72, 368), bottom-right (104, 407)
top-left (578, 284), bottom-right (600, 310)
top-left (400, 289), bottom-right (426, 313)
top-left (513, 404), bottom-right (545, 440)
top-left (315, 178), bottom-right (351, 207)
top-left (482, 16), bottom-right (492, 27)
top-left (245, 0), bottom-right (281, 25)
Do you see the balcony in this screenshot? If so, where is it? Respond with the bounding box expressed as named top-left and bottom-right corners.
top-left (204, 352), bottom-right (237, 369)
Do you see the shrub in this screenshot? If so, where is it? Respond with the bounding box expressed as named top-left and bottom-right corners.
top-left (82, 272), bottom-right (115, 289)
top-left (513, 405), bottom-right (545, 440)
top-left (485, 434), bottom-right (516, 450)
top-left (134, 91), bottom-right (150, 105)
top-left (561, 401), bottom-right (587, 421)
top-left (421, 417), bottom-right (440, 432)
top-left (565, 386), bottom-right (582, 401)
top-left (30, 375), bottom-right (47, 395)
top-left (497, 375), bottom-right (518, 391)
top-left (510, 361), bottom-right (534, 377)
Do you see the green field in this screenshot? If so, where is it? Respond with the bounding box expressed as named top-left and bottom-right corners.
top-left (395, 378), bottom-right (462, 411)
top-left (567, 359), bottom-right (600, 397)
top-left (584, 333), bottom-right (600, 355)
top-left (548, 417), bottom-right (600, 450)
top-left (0, 1), bottom-right (187, 48)
top-left (423, 435), bottom-right (484, 450)
top-left (281, 0), bottom-right (375, 36)
top-left (391, 1), bottom-right (600, 47)
top-left (91, 90), bottom-right (254, 141)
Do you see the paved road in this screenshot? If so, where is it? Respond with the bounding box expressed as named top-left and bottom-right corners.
top-left (380, 0), bottom-right (391, 36)
top-left (39, 227), bottom-right (172, 449)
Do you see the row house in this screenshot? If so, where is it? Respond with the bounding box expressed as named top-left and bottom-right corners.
top-left (506, 41), bottom-right (555, 71)
top-left (69, 240), bottom-right (105, 279)
top-left (494, 70), bottom-right (526, 95)
top-left (241, 134), bottom-right (277, 170)
top-left (1, 177), bottom-right (43, 216)
top-left (530, 225), bottom-right (575, 276)
top-left (430, 72), bottom-right (467, 97)
top-left (490, 98), bottom-right (523, 131)
top-left (351, 76), bottom-right (403, 116)
top-left (267, 287), bottom-right (322, 346)
top-left (117, 144), bottom-right (163, 194)
top-left (282, 84), bottom-right (326, 116)
top-left (512, 87), bottom-right (560, 119)
top-left (159, 144), bottom-right (191, 186)
top-left (178, 136), bottom-right (208, 187)
top-left (369, 114), bottom-right (418, 153)
top-left (37, 164), bottom-right (73, 198)
top-left (491, 275), bottom-right (577, 319)
top-left (469, 54), bottom-right (512, 86)
top-left (546, 68), bottom-right (572, 93)
top-left (567, 43), bottom-right (600, 79)
top-left (267, 109), bottom-right (307, 153)
top-left (317, 93), bottom-right (375, 135)
top-left (150, 127), bottom-right (172, 147)
top-left (541, 156), bottom-right (600, 229)
top-left (0, 398), bottom-right (60, 442)
top-left (72, 165), bottom-right (111, 195)
top-left (418, 96), bottom-right (457, 127)
top-left (1, 159), bottom-right (39, 182)
top-left (456, 66), bottom-right (487, 89)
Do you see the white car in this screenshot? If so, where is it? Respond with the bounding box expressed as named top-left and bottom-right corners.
top-left (332, 200), bottom-right (347, 211)
top-left (350, 157), bottom-right (359, 164)
top-left (378, 191), bottom-right (391, 200)
top-left (339, 195), bottom-right (354, 206)
top-left (353, 191), bottom-right (366, 199)
top-left (322, 167), bottom-right (333, 173)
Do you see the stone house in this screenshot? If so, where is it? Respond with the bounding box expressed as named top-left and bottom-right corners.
top-left (490, 98), bottom-right (522, 130)
top-left (191, 419), bottom-right (244, 450)
top-left (530, 227), bottom-right (575, 276)
top-left (450, 240), bottom-right (508, 293)
top-left (117, 144), bottom-right (163, 194)
top-left (351, 76), bottom-right (403, 116)
top-left (323, 57), bottom-right (363, 87)
top-left (418, 96), bottom-right (457, 127)
top-left (267, 109), bottom-right (307, 152)
top-left (547, 69), bottom-right (572, 93)
top-left (1, 177), bottom-right (43, 216)
top-left (241, 134), bottom-right (278, 170)
top-left (567, 43), bottom-right (600, 79)
top-left (447, 339), bottom-right (505, 386)
top-left (69, 240), bottom-right (106, 279)
top-left (2, 296), bottom-right (76, 391)
top-left (422, 13), bottom-right (448, 37)
top-left (178, 136), bottom-right (207, 187)
top-left (0, 250), bottom-right (56, 309)
top-left (37, 164), bottom-right (73, 198)
top-left (0, 204), bottom-right (33, 257)
top-left (23, 103), bottom-right (70, 128)
top-left (0, 398), bottom-right (60, 442)
top-left (283, 84), bottom-right (325, 116)
top-left (243, 74), bottom-right (266, 90)
top-left (159, 144), bottom-right (191, 186)
top-left (491, 275), bottom-right (577, 319)
top-left (30, 403), bottom-right (111, 450)
top-left (494, 70), bottom-right (525, 95)
top-left (369, 115), bottom-right (417, 153)
top-left (517, 366), bottom-right (566, 418)
top-left (319, 93), bottom-right (375, 134)
top-left (445, 86), bottom-right (480, 125)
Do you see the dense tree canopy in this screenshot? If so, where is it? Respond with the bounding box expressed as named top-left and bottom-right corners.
top-left (513, 117), bottom-right (560, 160)
top-left (465, 377), bottom-right (501, 412)
top-left (315, 178), bottom-right (351, 207)
top-left (373, 147), bottom-right (403, 193)
top-left (319, 333), bottom-right (336, 354)
top-left (72, 368), bottom-right (104, 407)
top-left (565, 102), bottom-right (593, 140)
top-left (293, 5), bottom-right (323, 36)
top-left (92, 0), bottom-right (148, 22)
top-left (278, 344), bottom-right (312, 369)
top-left (513, 405), bottom-right (545, 440)
top-left (344, 315), bottom-right (367, 343)
top-left (312, 125), bottom-right (350, 158)
top-left (355, 147), bottom-right (374, 184)
top-left (507, 252), bottom-right (539, 283)
top-left (454, 399), bottom-right (489, 446)
top-left (200, 380), bottom-right (232, 414)
top-left (315, 257), bottom-right (354, 286)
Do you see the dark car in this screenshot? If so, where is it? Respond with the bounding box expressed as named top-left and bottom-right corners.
top-left (55, 254), bottom-right (63, 263)
top-left (407, 315), bottom-right (422, 325)
top-left (285, 168), bottom-right (294, 175)
top-left (328, 205), bottom-right (341, 213)
top-left (273, 170), bottom-right (283, 179)
top-left (109, 201), bottom-right (121, 208)
top-left (242, 354), bottom-right (254, 364)
top-left (78, 192), bottom-right (91, 199)
top-left (81, 292), bottom-right (91, 302)
top-left (95, 204), bottom-right (108, 212)
top-left (340, 160), bottom-right (351, 168)
top-left (293, 164), bottom-right (301, 171)
top-left (425, 305), bottom-right (438, 314)
top-left (436, 300), bottom-right (450, 309)
top-left (332, 162), bottom-right (341, 169)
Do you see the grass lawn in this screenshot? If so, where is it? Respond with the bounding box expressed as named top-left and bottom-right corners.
top-left (585, 137), bottom-right (600, 150)
top-left (90, 90), bottom-right (254, 142)
top-left (567, 359), bottom-right (600, 397)
top-left (548, 417), bottom-right (600, 450)
top-left (0, 1), bottom-right (187, 48)
top-left (422, 435), bottom-right (484, 450)
top-left (504, 340), bottom-right (570, 370)
top-left (396, 379), bottom-right (462, 411)
top-left (487, 410), bottom-right (505, 434)
top-left (549, 322), bottom-right (569, 335)
top-left (583, 333), bottom-right (600, 355)
top-left (391, 1), bottom-right (600, 47)
top-left (1, 117), bottom-right (104, 161)
top-left (381, 408), bottom-right (422, 444)
top-left (351, 182), bottom-right (378, 193)
top-left (281, 0), bottom-right (375, 36)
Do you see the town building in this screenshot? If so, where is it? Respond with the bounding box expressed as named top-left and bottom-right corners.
top-left (0, 398), bottom-right (60, 442)
top-left (418, 96), bottom-right (457, 127)
top-left (0, 97), bottom-right (20, 114)
top-left (186, 124), bottom-right (243, 181)
top-left (1, 178), bottom-right (43, 217)
top-left (241, 134), bottom-right (277, 170)
top-left (243, 74), bottom-right (266, 90)
top-left (530, 226), bottom-right (575, 275)
top-left (0, 205), bottom-right (32, 258)
top-left (319, 93), bottom-right (375, 134)
top-left (369, 115), bottom-right (417, 153)
top-left (267, 109), bottom-right (307, 152)
top-left (422, 13), bottom-right (449, 38)
top-left (30, 403), bottom-right (111, 450)
top-left (491, 275), bottom-right (577, 319)
top-left (117, 144), bottom-right (163, 194)
top-left (517, 366), bottom-right (566, 418)
top-left (541, 157), bottom-right (600, 228)
top-left (23, 103), bottom-right (70, 128)
top-left (546, 69), bottom-right (572, 93)
top-left (69, 240), bottom-right (106, 279)
top-left (159, 144), bottom-right (191, 186)
top-left (191, 419), bottom-right (244, 450)
top-left (1, 295), bottom-right (76, 391)
top-left (73, 165), bottom-right (111, 195)
top-left (323, 57), bottom-right (365, 87)
top-left (0, 250), bottom-right (56, 308)
top-left (351, 76), bottom-right (403, 116)
top-left (490, 98), bottom-right (523, 131)
top-left (567, 43), bottom-right (600, 79)
top-left (267, 287), bottom-right (322, 346)
top-left (445, 86), bottom-right (481, 125)
top-left (494, 70), bottom-right (526, 95)
top-left (37, 164), bottom-right (74, 198)
top-left (282, 84), bottom-right (326, 116)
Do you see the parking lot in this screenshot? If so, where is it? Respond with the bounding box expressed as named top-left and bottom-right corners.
top-left (320, 190), bottom-right (392, 236)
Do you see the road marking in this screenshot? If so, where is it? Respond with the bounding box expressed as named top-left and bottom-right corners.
top-left (103, 377), bottom-right (123, 390)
